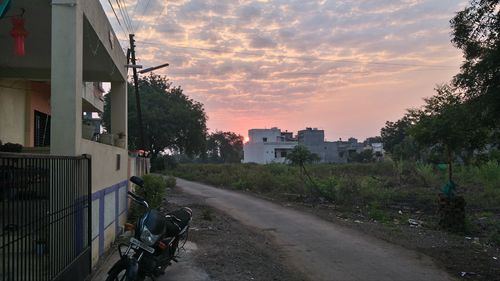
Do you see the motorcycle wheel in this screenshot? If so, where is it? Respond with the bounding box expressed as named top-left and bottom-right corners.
top-left (105, 260), bottom-right (145, 281)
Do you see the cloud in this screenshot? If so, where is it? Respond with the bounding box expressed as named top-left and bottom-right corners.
top-left (101, 0), bottom-right (467, 139)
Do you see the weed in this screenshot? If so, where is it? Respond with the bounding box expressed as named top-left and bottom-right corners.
top-left (201, 208), bottom-right (214, 221)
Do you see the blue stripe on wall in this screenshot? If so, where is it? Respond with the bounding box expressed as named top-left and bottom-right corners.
top-left (92, 180), bottom-right (128, 256)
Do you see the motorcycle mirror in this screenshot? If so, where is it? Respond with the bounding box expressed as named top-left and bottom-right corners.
top-left (130, 176), bottom-right (144, 187)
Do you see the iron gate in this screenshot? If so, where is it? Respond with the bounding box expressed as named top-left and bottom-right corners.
top-left (0, 153), bottom-right (91, 281)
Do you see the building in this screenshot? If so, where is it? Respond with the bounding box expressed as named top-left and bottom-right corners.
top-left (244, 127), bottom-right (374, 164)
top-left (0, 1), bottom-right (144, 279)
top-left (243, 128), bottom-right (297, 163)
top-left (297, 128), bottom-right (345, 163)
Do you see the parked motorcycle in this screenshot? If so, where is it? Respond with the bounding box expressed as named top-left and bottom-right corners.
top-left (106, 176), bottom-right (193, 281)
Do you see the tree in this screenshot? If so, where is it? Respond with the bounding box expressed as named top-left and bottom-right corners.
top-left (286, 145), bottom-right (319, 189)
top-left (102, 73), bottom-right (207, 159)
top-left (410, 85), bottom-right (488, 180)
top-left (286, 145), bottom-right (320, 166)
top-left (380, 115), bottom-right (419, 160)
top-left (349, 149), bottom-right (374, 163)
top-left (450, 0), bottom-right (500, 130)
top-left (206, 131), bottom-right (244, 163)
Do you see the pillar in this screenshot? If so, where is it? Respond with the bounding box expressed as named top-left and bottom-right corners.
top-left (110, 81), bottom-right (127, 149)
top-left (50, 0), bottom-right (83, 156)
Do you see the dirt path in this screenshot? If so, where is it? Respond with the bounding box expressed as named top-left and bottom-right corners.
top-left (90, 186), bottom-right (303, 281)
top-left (176, 178), bottom-right (455, 281)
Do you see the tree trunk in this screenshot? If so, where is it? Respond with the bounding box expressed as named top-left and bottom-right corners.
top-left (447, 147), bottom-right (453, 182)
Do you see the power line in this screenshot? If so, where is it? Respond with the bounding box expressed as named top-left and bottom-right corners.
top-left (107, 0), bottom-right (129, 39)
top-left (116, 0), bottom-right (135, 34)
top-left (134, 0), bottom-right (152, 32)
top-left (122, 39), bottom-right (458, 69)
top-left (145, 2), bottom-right (167, 41)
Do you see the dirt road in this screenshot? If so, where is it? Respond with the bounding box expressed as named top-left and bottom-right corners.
top-left (176, 178), bottom-right (455, 281)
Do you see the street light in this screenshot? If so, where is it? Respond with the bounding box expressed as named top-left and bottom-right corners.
top-left (131, 62), bottom-right (169, 154)
top-left (128, 33), bottom-right (169, 153)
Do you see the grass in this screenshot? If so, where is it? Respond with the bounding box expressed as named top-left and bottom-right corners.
top-left (167, 160), bottom-right (500, 244)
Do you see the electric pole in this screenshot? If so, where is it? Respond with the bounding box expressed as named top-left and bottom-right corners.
top-left (129, 34), bottom-right (146, 152)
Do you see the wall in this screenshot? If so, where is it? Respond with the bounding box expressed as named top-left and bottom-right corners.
top-left (0, 80), bottom-right (28, 145)
top-left (305, 142), bottom-right (344, 163)
top-left (27, 82), bottom-right (51, 147)
top-left (80, 139), bottom-right (129, 265)
top-left (248, 128), bottom-right (282, 143)
top-left (80, 139), bottom-right (128, 193)
top-left (244, 142), bottom-right (297, 164)
top-left (298, 129), bottom-right (325, 146)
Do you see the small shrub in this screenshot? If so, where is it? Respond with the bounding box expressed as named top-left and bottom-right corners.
top-left (165, 176), bottom-right (176, 188)
top-left (201, 208), bottom-right (213, 221)
top-left (415, 163), bottom-right (441, 187)
top-left (315, 176), bottom-right (338, 201)
top-left (368, 204), bottom-right (389, 223)
top-left (129, 174), bottom-right (167, 222)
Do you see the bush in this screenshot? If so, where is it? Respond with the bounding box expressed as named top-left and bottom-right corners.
top-left (150, 155), bottom-right (179, 172)
top-left (129, 174), bottom-right (167, 222)
top-left (165, 175), bottom-right (176, 188)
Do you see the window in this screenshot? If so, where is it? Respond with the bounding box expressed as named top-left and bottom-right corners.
top-left (34, 110), bottom-right (50, 147)
top-left (263, 137), bottom-right (267, 142)
top-left (281, 151), bottom-right (287, 157)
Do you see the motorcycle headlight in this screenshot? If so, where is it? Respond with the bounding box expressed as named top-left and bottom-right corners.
top-left (140, 226), bottom-right (161, 246)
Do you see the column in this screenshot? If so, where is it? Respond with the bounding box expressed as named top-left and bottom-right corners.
top-left (50, 0), bottom-right (83, 156)
top-left (110, 81), bottom-right (127, 149)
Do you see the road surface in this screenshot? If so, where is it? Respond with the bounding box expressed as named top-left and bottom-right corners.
top-left (176, 178), bottom-right (455, 281)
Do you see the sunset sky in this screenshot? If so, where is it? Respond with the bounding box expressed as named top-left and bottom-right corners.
top-left (101, 0), bottom-right (467, 141)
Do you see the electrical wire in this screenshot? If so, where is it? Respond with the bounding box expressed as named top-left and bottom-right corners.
top-left (115, 0), bottom-right (131, 33)
top-left (116, 0), bottom-right (135, 34)
top-left (134, 0), bottom-right (152, 33)
top-left (107, 0), bottom-right (129, 39)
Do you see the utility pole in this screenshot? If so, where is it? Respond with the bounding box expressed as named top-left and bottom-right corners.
top-left (129, 34), bottom-right (146, 152)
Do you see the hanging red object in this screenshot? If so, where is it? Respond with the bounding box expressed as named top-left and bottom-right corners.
top-left (10, 16), bottom-right (28, 56)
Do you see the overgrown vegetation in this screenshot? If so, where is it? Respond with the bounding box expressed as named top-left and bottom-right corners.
top-left (128, 174), bottom-right (176, 221)
top-left (168, 161), bottom-right (500, 244)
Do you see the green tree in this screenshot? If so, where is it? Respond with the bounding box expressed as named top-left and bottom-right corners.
top-left (286, 145), bottom-right (320, 166)
top-left (410, 85), bottom-right (488, 180)
top-left (349, 149), bottom-right (374, 163)
top-left (286, 145), bottom-right (320, 195)
top-left (380, 115), bottom-right (420, 160)
top-left (206, 131), bottom-right (244, 163)
top-left (103, 73), bottom-right (207, 159)
top-left (450, 0), bottom-right (500, 135)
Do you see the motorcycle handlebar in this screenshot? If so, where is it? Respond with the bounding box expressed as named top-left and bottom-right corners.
top-left (128, 191), bottom-right (150, 208)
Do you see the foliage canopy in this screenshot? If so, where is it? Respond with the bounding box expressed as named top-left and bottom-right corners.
top-left (103, 74), bottom-right (208, 158)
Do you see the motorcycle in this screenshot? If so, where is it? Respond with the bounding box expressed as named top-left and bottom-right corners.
top-left (106, 176), bottom-right (193, 281)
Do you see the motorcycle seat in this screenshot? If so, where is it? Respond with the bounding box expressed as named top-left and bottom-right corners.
top-left (164, 207), bottom-right (192, 237)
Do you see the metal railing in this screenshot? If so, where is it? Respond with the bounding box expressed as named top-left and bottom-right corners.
top-left (0, 153), bottom-right (91, 281)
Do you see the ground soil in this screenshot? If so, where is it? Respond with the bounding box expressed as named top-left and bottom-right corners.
top-left (250, 192), bottom-right (500, 281)
top-left (164, 187), bottom-right (306, 281)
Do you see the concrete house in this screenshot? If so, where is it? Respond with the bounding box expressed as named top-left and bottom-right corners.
top-left (243, 128), bottom-right (297, 164)
top-left (243, 127), bottom-right (369, 164)
top-left (0, 0), bottom-right (143, 279)
top-left (297, 128), bottom-right (344, 163)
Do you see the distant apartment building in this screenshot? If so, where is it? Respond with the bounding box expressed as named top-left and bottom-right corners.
top-left (243, 127), bottom-right (380, 164)
top-left (243, 128), bottom-right (297, 164)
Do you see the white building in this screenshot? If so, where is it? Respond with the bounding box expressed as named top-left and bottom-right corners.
top-left (243, 128), bottom-right (297, 164)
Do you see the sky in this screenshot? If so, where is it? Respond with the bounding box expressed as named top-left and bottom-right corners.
top-left (100, 0), bottom-right (467, 141)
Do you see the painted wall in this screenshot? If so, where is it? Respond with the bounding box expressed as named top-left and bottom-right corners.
top-left (248, 128), bottom-right (282, 143)
top-left (244, 142), bottom-right (297, 164)
top-left (27, 82), bottom-right (51, 147)
top-left (0, 80), bottom-right (28, 145)
top-left (90, 180), bottom-right (128, 266)
top-left (80, 140), bottom-right (129, 266)
top-left (80, 139), bottom-right (128, 193)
